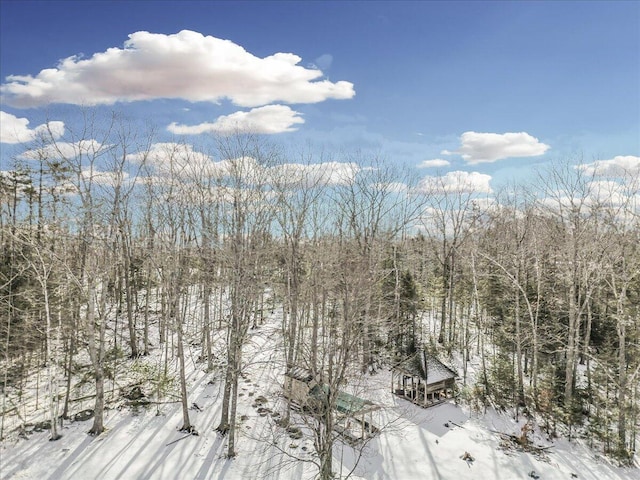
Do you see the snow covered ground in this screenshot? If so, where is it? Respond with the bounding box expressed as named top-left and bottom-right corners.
top-left (1, 312), bottom-right (637, 480)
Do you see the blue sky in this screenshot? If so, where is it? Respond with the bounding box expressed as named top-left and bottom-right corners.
top-left (1, 0), bottom-right (638, 192)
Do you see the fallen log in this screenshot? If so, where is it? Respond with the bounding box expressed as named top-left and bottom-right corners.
top-left (166, 433), bottom-right (193, 446)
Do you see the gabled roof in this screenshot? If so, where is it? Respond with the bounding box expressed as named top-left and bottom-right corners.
top-left (393, 351), bottom-right (457, 384)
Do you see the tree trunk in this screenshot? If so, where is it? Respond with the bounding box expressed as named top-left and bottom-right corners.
top-left (62, 311), bottom-right (76, 419)
top-left (87, 281), bottom-right (107, 436)
top-left (514, 276), bottom-right (524, 408)
top-left (176, 296), bottom-right (192, 432)
top-left (43, 281), bottom-right (61, 441)
top-left (203, 283), bottom-right (213, 371)
top-left (616, 294), bottom-right (628, 456)
top-left (447, 252), bottom-right (455, 352)
top-left (564, 282), bottom-right (579, 410)
top-left (438, 251), bottom-right (447, 345)
top-left (123, 240), bottom-right (138, 358)
top-left (216, 327), bottom-right (234, 435)
top-left (226, 352), bottom-right (239, 458)
top-left (143, 268), bottom-right (150, 355)
top-left (90, 366), bottom-right (105, 435)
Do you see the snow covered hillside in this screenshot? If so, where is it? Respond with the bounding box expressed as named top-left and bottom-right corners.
top-left (1, 310), bottom-right (637, 480)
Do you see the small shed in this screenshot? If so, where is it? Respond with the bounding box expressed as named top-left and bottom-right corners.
top-left (391, 351), bottom-right (457, 408)
top-left (283, 367), bottom-right (380, 441)
top-left (283, 367), bottom-right (319, 407)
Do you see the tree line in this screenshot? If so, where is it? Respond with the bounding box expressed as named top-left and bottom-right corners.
top-left (1, 113), bottom-right (638, 476)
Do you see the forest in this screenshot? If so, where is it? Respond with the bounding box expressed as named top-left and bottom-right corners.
top-left (1, 113), bottom-right (639, 478)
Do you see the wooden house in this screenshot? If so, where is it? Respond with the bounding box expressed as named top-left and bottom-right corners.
top-left (391, 351), bottom-right (457, 408)
top-left (283, 367), bottom-right (380, 441)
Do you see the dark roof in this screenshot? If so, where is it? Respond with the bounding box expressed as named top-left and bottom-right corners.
top-left (285, 367), bottom-right (315, 383)
top-left (393, 351), bottom-right (457, 384)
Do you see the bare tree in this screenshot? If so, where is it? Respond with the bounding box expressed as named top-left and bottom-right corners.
top-left (599, 169), bottom-right (640, 460)
top-left (536, 163), bottom-right (607, 413)
top-left (418, 172), bottom-right (482, 351)
top-left (212, 134), bottom-right (276, 458)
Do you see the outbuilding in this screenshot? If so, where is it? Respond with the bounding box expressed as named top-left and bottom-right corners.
top-left (283, 367), bottom-right (319, 408)
top-left (391, 351), bottom-right (457, 408)
top-left (283, 367), bottom-right (380, 441)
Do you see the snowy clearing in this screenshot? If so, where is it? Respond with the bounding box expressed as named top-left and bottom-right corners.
top-left (1, 313), bottom-right (637, 480)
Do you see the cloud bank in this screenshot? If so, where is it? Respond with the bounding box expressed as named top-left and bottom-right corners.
top-left (420, 170), bottom-right (492, 194)
top-left (127, 142), bottom-right (362, 187)
top-left (272, 161), bottom-right (361, 187)
top-left (127, 142), bottom-right (214, 179)
top-left (1, 30), bottom-right (355, 108)
top-left (18, 139), bottom-right (105, 160)
top-left (1, 111), bottom-right (64, 144)
top-left (167, 105), bottom-right (304, 135)
top-left (444, 131), bottom-right (550, 164)
top-left (576, 155), bottom-right (640, 177)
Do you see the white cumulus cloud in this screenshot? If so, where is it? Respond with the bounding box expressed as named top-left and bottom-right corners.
top-left (586, 180), bottom-right (629, 206)
top-left (1, 30), bottom-right (355, 108)
top-left (271, 161), bottom-right (361, 187)
top-left (128, 142), bottom-right (364, 190)
top-left (576, 155), bottom-right (640, 177)
top-left (127, 142), bottom-right (215, 178)
top-left (445, 131), bottom-right (550, 164)
top-left (418, 158), bottom-right (450, 168)
top-left (420, 170), bottom-right (493, 194)
top-left (80, 168), bottom-right (130, 187)
top-left (167, 105), bottom-right (304, 135)
top-left (19, 139), bottom-right (105, 160)
top-left (128, 143), bottom-right (271, 185)
top-left (1, 111), bottom-right (64, 144)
